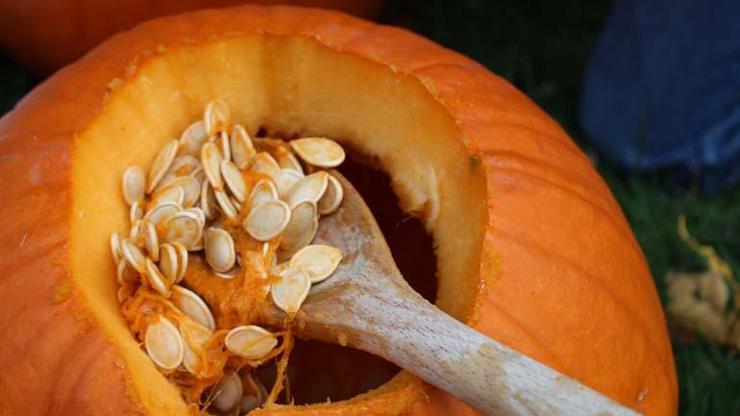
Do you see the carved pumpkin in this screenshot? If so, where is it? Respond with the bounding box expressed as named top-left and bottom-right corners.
top-left (0, 5), bottom-right (677, 415)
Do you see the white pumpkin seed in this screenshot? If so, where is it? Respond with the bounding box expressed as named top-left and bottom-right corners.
top-left (251, 152), bottom-right (280, 178)
top-left (318, 174), bottom-right (343, 215)
top-left (205, 227), bottom-right (236, 273)
top-left (158, 176), bottom-right (200, 208)
top-left (271, 267), bottom-right (311, 314)
top-left (279, 200), bottom-right (318, 258)
top-left (181, 322), bottom-right (211, 376)
top-left (179, 121), bottom-right (208, 156)
top-left (116, 258), bottom-right (138, 285)
top-left (216, 131), bottom-right (231, 161)
top-left (215, 189), bottom-right (238, 219)
top-left (122, 166), bottom-right (146, 205)
top-left (221, 160), bottom-right (246, 202)
top-left (149, 186), bottom-right (185, 208)
top-left (224, 325), bottom-right (278, 360)
top-left (172, 285), bottom-right (215, 330)
top-left (289, 245), bottom-right (342, 283)
top-left (144, 202), bottom-right (181, 226)
top-left (200, 179), bottom-right (218, 220)
top-left (147, 140), bottom-right (179, 193)
top-left (204, 99), bottom-right (231, 136)
top-left (129, 200), bottom-right (144, 223)
top-left (161, 211), bottom-right (203, 250)
top-left (244, 200), bottom-right (291, 241)
top-left (158, 244), bottom-right (179, 285)
top-left (144, 317), bottom-right (184, 370)
top-left (286, 171), bottom-right (329, 208)
top-left (142, 219), bottom-right (159, 262)
top-left (110, 232), bottom-right (122, 264)
top-left (289, 137), bottom-right (345, 168)
top-left (212, 372), bottom-right (243, 412)
top-left (248, 179), bottom-right (278, 208)
top-left (273, 168), bottom-right (302, 199)
top-left (172, 242), bottom-right (188, 283)
top-left (230, 124), bottom-right (256, 169)
top-left (121, 238), bottom-right (147, 274)
top-left (201, 142), bottom-right (224, 190)
top-left (277, 151), bottom-right (304, 176)
top-left (144, 258), bottom-right (170, 296)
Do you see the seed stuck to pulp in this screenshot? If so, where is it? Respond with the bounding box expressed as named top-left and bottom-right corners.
top-left (111, 99), bottom-right (349, 413)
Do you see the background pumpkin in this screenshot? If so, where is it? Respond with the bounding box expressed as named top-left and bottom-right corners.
top-left (0, 0), bottom-right (384, 75)
top-left (0, 5), bottom-right (677, 415)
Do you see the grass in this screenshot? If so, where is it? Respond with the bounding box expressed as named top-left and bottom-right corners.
top-left (0, 1), bottom-right (737, 414)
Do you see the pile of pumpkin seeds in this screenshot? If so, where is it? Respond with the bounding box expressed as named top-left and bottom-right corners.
top-left (110, 100), bottom-right (345, 413)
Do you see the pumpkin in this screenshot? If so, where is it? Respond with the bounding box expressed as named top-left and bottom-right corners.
top-left (0, 5), bottom-right (677, 415)
top-left (0, 0), bottom-right (384, 75)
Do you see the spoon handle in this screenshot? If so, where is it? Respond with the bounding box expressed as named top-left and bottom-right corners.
top-left (337, 287), bottom-right (639, 415)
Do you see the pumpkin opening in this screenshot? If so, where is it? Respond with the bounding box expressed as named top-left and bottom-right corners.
top-left (70, 34), bottom-right (486, 413)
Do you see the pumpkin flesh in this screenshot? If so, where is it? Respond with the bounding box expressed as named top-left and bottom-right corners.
top-left (0, 6), bottom-right (676, 415)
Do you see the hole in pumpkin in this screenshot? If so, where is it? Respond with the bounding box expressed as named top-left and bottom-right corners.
top-left (259, 150), bottom-right (439, 404)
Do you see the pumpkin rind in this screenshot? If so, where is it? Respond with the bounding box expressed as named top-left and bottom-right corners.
top-left (0, 0), bottom-right (384, 75)
top-left (0, 5), bottom-right (677, 415)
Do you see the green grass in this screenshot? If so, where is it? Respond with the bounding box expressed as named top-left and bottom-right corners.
top-left (0, 1), bottom-right (738, 414)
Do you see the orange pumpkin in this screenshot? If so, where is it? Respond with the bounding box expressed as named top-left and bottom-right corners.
top-left (0, 0), bottom-right (384, 75)
top-left (0, 5), bottom-right (677, 415)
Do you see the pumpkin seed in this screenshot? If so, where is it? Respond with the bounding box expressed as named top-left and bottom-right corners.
top-left (144, 258), bottom-right (170, 296)
top-left (205, 227), bottom-right (236, 273)
top-left (110, 232), bottom-right (122, 264)
top-left (161, 211), bottom-right (202, 250)
top-left (172, 242), bottom-right (189, 283)
top-left (221, 160), bottom-right (246, 202)
top-left (204, 99), bottom-right (231, 136)
top-left (121, 238), bottom-right (147, 274)
top-left (129, 200), bottom-right (144, 223)
top-left (273, 168), bottom-right (302, 199)
top-left (289, 245), bottom-right (342, 283)
top-left (318, 174), bottom-right (343, 215)
top-left (277, 151), bottom-right (304, 176)
top-left (224, 325), bottom-right (278, 360)
top-left (230, 124), bottom-right (256, 169)
top-left (271, 267), bottom-right (311, 314)
top-left (147, 139), bottom-right (179, 193)
top-left (158, 244), bottom-right (178, 285)
top-left (181, 322), bottom-right (212, 376)
top-left (215, 189), bottom-right (238, 219)
top-left (250, 152), bottom-right (280, 178)
top-left (201, 142), bottom-right (224, 190)
top-left (199, 179), bottom-right (218, 220)
top-left (289, 137), bottom-right (345, 168)
top-left (279, 200), bottom-right (318, 258)
top-left (122, 166), bottom-right (146, 205)
top-left (179, 120), bottom-right (208, 156)
top-left (212, 372), bottom-right (243, 412)
top-left (142, 219), bottom-right (159, 262)
top-left (244, 200), bottom-right (291, 241)
top-left (158, 176), bottom-right (200, 208)
top-left (216, 131), bottom-right (231, 161)
top-left (184, 207), bottom-right (206, 227)
top-left (248, 179), bottom-right (278, 208)
top-left (286, 171), bottom-right (329, 208)
top-left (144, 317), bottom-right (184, 370)
top-left (116, 258), bottom-right (138, 285)
top-left (144, 202), bottom-right (181, 226)
top-left (172, 285), bottom-right (215, 330)
top-left (149, 186), bottom-right (185, 208)
top-left (129, 220), bottom-right (143, 242)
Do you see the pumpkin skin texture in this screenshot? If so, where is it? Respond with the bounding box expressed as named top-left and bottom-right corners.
top-left (0, 5), bottom-right (677, 416)
top-left (0, 0), bottom-right (384, 75)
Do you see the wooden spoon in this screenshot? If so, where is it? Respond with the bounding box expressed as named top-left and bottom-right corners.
top-left (260, 172), bottom-right (638, 416)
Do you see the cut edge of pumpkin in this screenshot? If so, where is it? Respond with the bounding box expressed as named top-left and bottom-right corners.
top-left (69, 33), bottom-right (489, 414)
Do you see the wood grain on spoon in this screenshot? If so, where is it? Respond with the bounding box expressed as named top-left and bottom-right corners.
top-left (259, 172), bottom-right (638, 416)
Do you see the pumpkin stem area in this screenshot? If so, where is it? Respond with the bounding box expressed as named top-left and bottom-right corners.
top-left (111, 99), bottom-right (438, 413)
